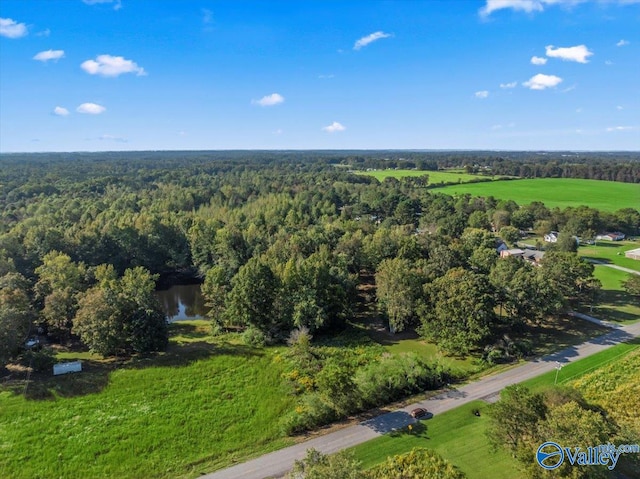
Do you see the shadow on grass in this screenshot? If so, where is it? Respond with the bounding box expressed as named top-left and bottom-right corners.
top-left (589, 289), bottom-right (640, 322)
top-left (4, 340), bottom-right (262, 401)
top-left (387, 419), bottom-right (429, 439)
top-left (582, 256), bottom-right (613, 264)
top-left (168, 321), bottom-right (211, 341)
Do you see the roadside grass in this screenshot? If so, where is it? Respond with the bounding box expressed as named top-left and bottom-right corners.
top-left (350, 400), bottom-right (516, 479)
top-left (577, 266), bottom-right (640, 324)
top-left (435, 178), bottom-right (640, 212)
top-left (0, 323), bottom-right (295, 479)
top-left (350, 339), bottom-right (640, 478)
top-left (357, 169), bottom-right (489, 184)
top-left (578, 240), bottom-right (640, 272)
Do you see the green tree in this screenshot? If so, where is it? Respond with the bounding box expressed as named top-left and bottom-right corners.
top-left (74, 266), bottom-right (167, 356)
top-left (622, 275), bottom-right (640, 297)
top-left (368, 448), bottom-right (466, 479)
top-left (0, 273), bottom-right (34, 367)
top-left (375, 257), bottom-right (423, 333)
top-left (419, 267), bottom-right (495, 354)
top-left (487, 385), bottom-right (547, 457)
top-left (287, 449), bottom-right (361, 479)
top-left (499, 225), bottom-right (520, 247)
top-left (226, 257), bottom-right (279, 334)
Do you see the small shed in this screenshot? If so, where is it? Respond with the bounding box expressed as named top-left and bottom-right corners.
top-left (625, 248), bottom-right (640, 261)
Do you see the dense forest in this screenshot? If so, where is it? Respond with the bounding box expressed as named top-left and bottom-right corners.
top-left (1, 151), bottom-right (639, 370)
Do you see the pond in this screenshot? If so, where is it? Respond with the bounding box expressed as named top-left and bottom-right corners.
top-left (155, 284), bottom-right (209, 322)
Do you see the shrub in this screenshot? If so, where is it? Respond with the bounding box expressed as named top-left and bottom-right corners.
top-left (242, 327), bottom-right (269, 347)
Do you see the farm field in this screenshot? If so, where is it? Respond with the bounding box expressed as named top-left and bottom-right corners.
top-left (435, 178), bottom-right (640, 212)
top-left (0, 321), bottom-right (296, 479)
top-left (578, 240), bottom-right (640, 272)
top-left (351, 339), bottom-right (640, 478)
top-left (357, 169), bottom-right (490, 184)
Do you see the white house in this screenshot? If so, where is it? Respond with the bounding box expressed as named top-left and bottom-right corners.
top-left (596, 232), bottom-right (626, 241)
top-left (544, 231), bottom-right (559, 243)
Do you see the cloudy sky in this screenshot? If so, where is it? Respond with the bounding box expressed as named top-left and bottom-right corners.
top-left (0, 0), bottom-right (638, 152)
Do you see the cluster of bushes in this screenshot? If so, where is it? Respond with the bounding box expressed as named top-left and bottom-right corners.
top-left (279, 329), bottom-right (451, 435)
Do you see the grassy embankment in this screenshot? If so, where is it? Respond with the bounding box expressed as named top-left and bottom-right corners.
top-left (436, 178), bottom-right (640, 212)
top-left (350, 339), bottom-right (640, 479)
top-left (0, 321), bottom-right (295, 479)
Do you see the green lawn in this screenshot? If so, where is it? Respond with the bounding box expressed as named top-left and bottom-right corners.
top-left (358, 169), bottom-right (489, 184)
top-left (577, 266), bottom-right (640, 324)
top-left (350, 339), bottom-right (640, 478)
top-left (0, 323), bottom-right (295, 479)
top-left (436, 178), bottom-right (640, 212)
top-left (351, 400), bottom-right (516, 479)
top-left (578, 240), bottom-right (640, 272)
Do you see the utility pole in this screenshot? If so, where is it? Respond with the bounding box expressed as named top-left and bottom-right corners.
top-left (554, 361), bottom-right (563, 385)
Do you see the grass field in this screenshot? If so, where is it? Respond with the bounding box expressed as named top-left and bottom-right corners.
top-left (577, 266), bottom-right (640, 324)
top-left (578, 240), bottom-right (640, 272)
top-left (0, 321), bottom-right (295, 479)
top-left (435, 178), bottom-right (640, 212)
top-left (350, 339), bottom-right (640, 478)
top-left (358, 169), bottom-right (489, 185)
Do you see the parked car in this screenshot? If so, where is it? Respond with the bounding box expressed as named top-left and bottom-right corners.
top-left (410, 408), bottom-right (433, 419)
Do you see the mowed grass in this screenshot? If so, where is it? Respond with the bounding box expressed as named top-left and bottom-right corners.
top-left (0, 323), bottom-right (295, 479)
top-left (578, 266), bottom-right (640, 324)
top-left (358, 169), bottom-right (488, 184)
top-left (578, 240), bottom-right (640, 272)
top-left (350, 339), bottom-right (640, 478)
top-left (437, 178), bottom-right (640, 212)
top-left (351, 400), bottom-right (516, 479)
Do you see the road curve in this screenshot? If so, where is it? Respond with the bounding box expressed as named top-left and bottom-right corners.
top-left (202, 321), bottom-right (640, 479)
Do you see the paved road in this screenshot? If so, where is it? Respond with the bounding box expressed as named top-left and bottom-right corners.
top-left (203, 321), bottom-right (640, 479)
top-left (585, 258), bottom-right (640, 276)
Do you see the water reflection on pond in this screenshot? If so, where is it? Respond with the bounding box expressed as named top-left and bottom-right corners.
top-left (155, 284), bottom-right (209, 322)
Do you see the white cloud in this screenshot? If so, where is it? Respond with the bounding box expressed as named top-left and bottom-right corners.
top-left (606, 126), bottom-right (635, 132)
top-left (481, 0), bottom-right (640, 17)
top-left (82, 0), bottom-right (122, 10)
top-left (617, 105), bottom-right (624, 110)
top-left (0, 18), bottom-right (28, 38)
top-left (545, 44), bottom-right (593, 63)
top-left (252, 93), bottom-right (284, 107)
top-left (523, 73), bottom-right (563, 90)
top-left (322, 121), bottom-right (346, 133)
top-left (53, 106), bottom-right (69, 116)
top-left (76, 103), bottom-right (106, 114)
top-left (475, 90), bottom-right (489, 99)
top-left (605, 60), bottom-right (614, 65)
top-left (500, 81), bottom-right (518, 88)
top-left (531, 56), bottom-right (548, 65)
top-left (36, 29), bottom-right (51, 37)
top-left (33, 49), bottom-right (65, 62)
top-left (480, 0), bottom-right (543, 17)
top-left (354, 31), bottom-right (392, 50)
top-left (616, 39), bottom-right (629, 47)
top-left (99, 134), bottom-right (127, 142)
top-left (81, 54), bottom-right (146, 77)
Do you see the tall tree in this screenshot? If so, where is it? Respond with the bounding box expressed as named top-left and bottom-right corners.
top-left (0, 273), bottom-right (34, 367)
top-left (419, 267), bottom-right (495, 354)
top-left (375, 257), bottom-right (423, 333)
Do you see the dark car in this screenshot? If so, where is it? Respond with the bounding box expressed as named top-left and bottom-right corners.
top-left (410, 408), bottom-right (433, 419)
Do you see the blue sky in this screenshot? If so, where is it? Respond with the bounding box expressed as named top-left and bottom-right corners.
top-left (1, 0), bottom-right (638, 152)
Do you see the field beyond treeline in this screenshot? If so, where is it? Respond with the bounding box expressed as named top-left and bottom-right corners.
top-left (435, 178), bottom-right (640, 212)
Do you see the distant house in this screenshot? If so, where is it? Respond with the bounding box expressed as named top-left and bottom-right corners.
top-left (544, 231), bottom-right (559, 243)
top-left (500, 248), bottom-right (545, 266)
top-left (496, 241), bottom-right (508, 254)
top-left (625, 248), bottom-right (640, 261)
top-left (596, 232), bottom-right (626, 241)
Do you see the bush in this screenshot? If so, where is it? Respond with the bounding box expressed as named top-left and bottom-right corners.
top-left (21, 347), bottom-right (56, 373)
top-left (280, 393), bottom-right (338, 435)
top-left (242, 327), bottom-right (269, 347)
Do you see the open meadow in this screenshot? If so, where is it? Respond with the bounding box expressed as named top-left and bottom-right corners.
top-left (434, 178), bottom-right (640, 212)
top-left (578, 240), bottom-right (640, 272)
top-left (0, 321), bottom-right (295, 479)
